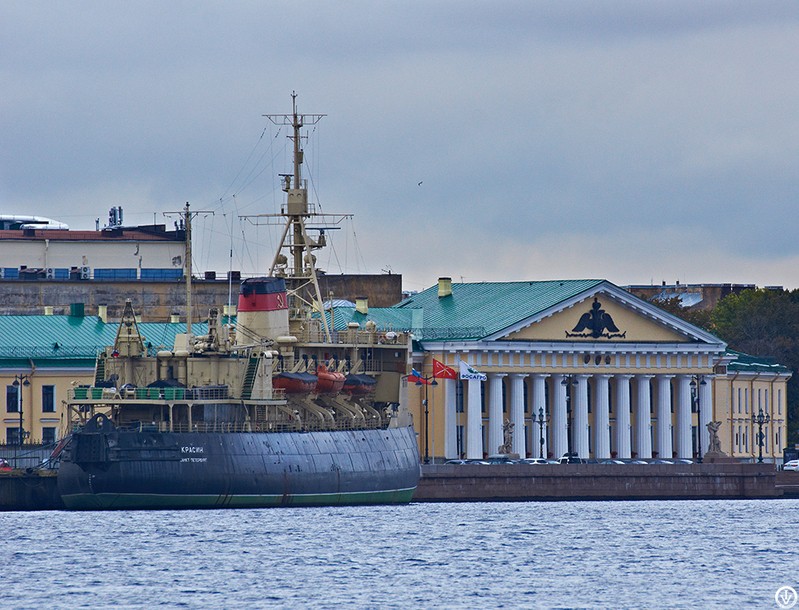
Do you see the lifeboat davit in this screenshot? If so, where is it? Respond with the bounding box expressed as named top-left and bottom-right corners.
top-left (273, 372), bottom-right (317, 394)
top-left (315, 364), bottom-right (346, 394)
top-left (342, 373), bottom-right (377, 396)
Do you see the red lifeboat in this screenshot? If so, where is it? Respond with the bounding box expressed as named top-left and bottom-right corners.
top-left (315, 364), bottom-right (346, 394)
top-left (272, 372), bottom-right (317, 394)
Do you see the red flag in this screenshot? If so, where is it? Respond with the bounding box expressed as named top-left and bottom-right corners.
top-left (433, 359), bottom-right (458, 380)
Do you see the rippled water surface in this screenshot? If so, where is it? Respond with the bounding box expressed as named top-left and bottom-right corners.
top-left (1, 499), bottom-right (798, 609)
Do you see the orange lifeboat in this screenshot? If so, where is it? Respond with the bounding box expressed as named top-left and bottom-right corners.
top-left (273, 372), bottom-right (317, 394)
top-left (315, 364), bottom-right (346, 394)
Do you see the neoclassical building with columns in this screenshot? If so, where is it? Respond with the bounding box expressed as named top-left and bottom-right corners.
top-left (395, 277), bottom-right (790, 462)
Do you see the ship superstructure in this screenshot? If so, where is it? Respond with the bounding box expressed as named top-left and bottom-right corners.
top-left (57, 95), bottom-right (419, 509)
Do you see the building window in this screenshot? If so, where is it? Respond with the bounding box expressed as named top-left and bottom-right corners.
top-left (456, 425), bottom-right (464, 458)
top-left (456, 382), bottom-right (464, 413)
top-left (6, 385), bottom-right (19, 413)
top-left (42, 385), bottom-right (56, 413)
top-left (6, 427), bottom-right (20, 445)
top-left (42, 427), bottom-right (57, 444)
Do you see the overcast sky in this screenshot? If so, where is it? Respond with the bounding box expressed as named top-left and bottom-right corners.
top-left (3, 2), bottom-right (799, 293)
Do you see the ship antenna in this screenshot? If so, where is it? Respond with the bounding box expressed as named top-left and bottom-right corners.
top-left (241, 94), bottom-right (353, 342)
top-left (165, 203), bottom-right (213, 348)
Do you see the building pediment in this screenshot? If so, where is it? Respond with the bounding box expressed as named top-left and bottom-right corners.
top-left (497, 285), bottom-right (720, 346)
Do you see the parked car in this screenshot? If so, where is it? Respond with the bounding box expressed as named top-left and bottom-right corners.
top-left (599, 459), bottom-right (627, 465)
top-left (649, 459), bottom-right (674, 465)
top-left (520, 458), bottom-right (549, 465)
top-left (783, 460), bottom-right (799, 471)
top-left (558, 452), bottom-right (584, 464)
top-left (619, 459), bottom-right (648, 465)
top-left (486, 455), bottom-right (519, 464)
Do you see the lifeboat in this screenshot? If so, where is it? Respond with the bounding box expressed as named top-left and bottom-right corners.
top-left (342, 373), bottom-right (377, 395)
top-left (315, 364), bottom-right (346, 394)
top-left (273, 371), bottom-right (317, 394)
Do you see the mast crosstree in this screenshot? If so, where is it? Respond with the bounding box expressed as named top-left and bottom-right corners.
top-left (244, 92), bottom-right (352, 342)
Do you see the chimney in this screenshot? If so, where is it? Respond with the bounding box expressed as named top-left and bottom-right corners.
top-left (170, 312), bottom-right (180, 324)
top-left (98, 304), bottom-right (108, 323)
top-left (355, 296), bottom-right (368, 315)
top-left (438, 277), bottom-right (452, 298)
top-left (44, 306), bottom-right (54, 316)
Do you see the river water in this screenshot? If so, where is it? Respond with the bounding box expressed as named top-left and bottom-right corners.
top-left (1, 499), bottom-right (797, 609)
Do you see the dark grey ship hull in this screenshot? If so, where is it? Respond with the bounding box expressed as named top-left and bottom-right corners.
top-left (57, 416), bottom-right (420, 509)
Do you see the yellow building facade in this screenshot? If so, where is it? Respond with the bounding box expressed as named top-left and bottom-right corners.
top-left (403, 279), bottom-right (790, 463)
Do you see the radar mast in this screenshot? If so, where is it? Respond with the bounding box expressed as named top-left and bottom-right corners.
top-left (244, 93), bottom-right (352, 342)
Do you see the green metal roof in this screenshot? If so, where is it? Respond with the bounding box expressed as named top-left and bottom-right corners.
top-left (0, 314), bottom-right (207, 365)
top-left (324, 307), bottom-right (416, 332)
top-left (726, 350), bottom-right (792, 375)
top-left (395, 279), bottom-right (606, 340)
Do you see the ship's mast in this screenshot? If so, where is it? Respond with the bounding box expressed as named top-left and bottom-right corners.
top-left (165, 203), bottom-right (212, 348)
top-left (246, 93), bottom-right (351, 342)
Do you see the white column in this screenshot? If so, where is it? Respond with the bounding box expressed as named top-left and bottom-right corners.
top-left (615, 375), bottom-right (632, 459)
top-left (531, 374), bottom-right (549, 459)
top-left (699, 375), bottom-right (714, 458)
top-left (635, 375), bottom-right (653, 459)
top-left (466, 378), bottom-right (483, 459)
top-left (551, 374), bottom-right (568, 458)
top-left (676, 375), bottom-right (693, 459)
top-left (487, 374), bottom-right (506, 455)
top-left (443, 378), bottom-right (458, 459)
top-left (656, 375), bottom-right (674, 459)
top-left (509, 374), bottom-right (526, 457)
top-left (574, 375), bottom-right (590, 458)
top-left (594, 374), bottom-right (611, 459)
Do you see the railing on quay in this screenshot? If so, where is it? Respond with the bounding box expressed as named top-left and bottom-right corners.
top-left (0, 442), bottom-right (60, 471)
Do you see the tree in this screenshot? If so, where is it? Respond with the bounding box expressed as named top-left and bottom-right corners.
top-left (647, 296), bottom-right (713, 331)
top-left (711, 288), bottom-right (799, 446)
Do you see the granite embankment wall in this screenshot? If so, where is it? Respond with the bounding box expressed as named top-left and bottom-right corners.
top-left (1, 464), bottom-right (793, 511)
top-left (0, 471), bottom-right (64, 511)
top-left (414, 463), bottom-right (781, 501)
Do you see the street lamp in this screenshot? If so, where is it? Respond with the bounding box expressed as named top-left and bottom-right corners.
top-left (532, 406), bottom-right (549, 459)
top-left (12, 375), bottom-right (31, 466)
top-left (561, 376), bottom-right (577, 458)
top-left (689, 375), bottom-right (706, 464)
top-left (752, 406), bottom-right (771, 464)
top-left (412, 371), bottom-right (439, 464)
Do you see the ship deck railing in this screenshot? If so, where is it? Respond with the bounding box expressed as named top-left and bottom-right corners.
top-left (274, 359), bottom-right (390, 375)
top-left (70, 418), bottom-right (389, 435)
top-left (67, 386), bottom-right (287, 403)
top-left (296, 327), bottom-right (411, 346)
